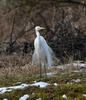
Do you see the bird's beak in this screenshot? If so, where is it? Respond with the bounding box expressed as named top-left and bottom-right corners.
top-left (40, 27), bottom-right (45, 30)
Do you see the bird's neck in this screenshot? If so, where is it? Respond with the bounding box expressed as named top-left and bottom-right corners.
top-left (36, 30), bottom-right (40, 37)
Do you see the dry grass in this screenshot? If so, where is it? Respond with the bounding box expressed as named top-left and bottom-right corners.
top-left (0, 52), bottom-right (60, 77)
top-left (0, 53), bottom-right (85, 78)
top-left (0, 54), bottom-right (86, 99)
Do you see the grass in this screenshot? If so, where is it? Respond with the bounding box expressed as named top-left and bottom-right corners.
top-left (0, 55), bottom-right (86, 99)
top-left (0, 70), bottom-right (86, 100)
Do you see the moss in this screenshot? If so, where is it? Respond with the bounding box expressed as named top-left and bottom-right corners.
top-left (0, 71), bottom-right (86, 99)
top-left (1, 83), bottom-right (86, 100)
top-left (0, 74), bottom-right (40, 87)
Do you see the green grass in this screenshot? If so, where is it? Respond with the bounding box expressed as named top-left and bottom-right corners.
top-left (0, 71), bottom-right (86, 100)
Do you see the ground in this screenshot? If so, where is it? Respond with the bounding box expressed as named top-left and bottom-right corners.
top-left (0, 62), bottom-right (86, 100)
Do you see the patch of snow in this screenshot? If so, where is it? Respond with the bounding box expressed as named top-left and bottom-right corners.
top-left (74, 60), bottom-right (84, 63)
top-left (9, 84), bottom-right (29, 90)
top-left (14, 82), bottom-right (21, 85)
top-left (83, 94), bottom-right (86, 97)
top-left (72, 79), bottom-right (81, 83)
top-left (19, 94), bottom-right (29, 100)
top-left (73, 63), bottom-right (86, 67)
top-left (0, 82), bottom-right (49, 94)
top-left (3, 99), bottom-right (8, 100)
top-left (0, 87), bottom-right (12, 94)
top-left (56, 65), bottom-right (64, 69)
top-left (47, 72), bottom-right (56, 76)
top-left (55, 64), bottom-right (72, 69)
top-left (55, 61), bottom-right (86, 69)
top-left (73, 70), bottom-right (83, 72)
top-left (36, 98), bottom-right (42, 100)
top-left (54, 83), bottom-right (58, 86)
top-left (31, 82), bottom-right (49, 88)
top-left (32, 92), bottom-right (35, 95)
top-left (62, 94), bottom-right (67, 99)
top-left (34, 80), bottom-right (37, 83)
top-left (0, 84), bottom-right (29, 94)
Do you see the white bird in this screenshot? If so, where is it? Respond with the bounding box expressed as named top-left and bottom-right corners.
top-left (32, 26), bottom-right (55, 77)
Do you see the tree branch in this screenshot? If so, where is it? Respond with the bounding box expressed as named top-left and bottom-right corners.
top-left (38, 12), bottom-right (54, 34)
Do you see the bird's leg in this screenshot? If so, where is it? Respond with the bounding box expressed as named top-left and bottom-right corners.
top-left (40, 64), bottom-right (42, 78)
top-left (44, 65), bottom-right (47, 78)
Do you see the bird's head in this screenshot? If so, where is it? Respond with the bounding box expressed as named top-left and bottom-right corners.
top-left (35, 26), bottom-right (45, 31)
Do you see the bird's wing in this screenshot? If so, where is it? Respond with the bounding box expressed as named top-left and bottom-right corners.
top-left (40, 36), bottom-right (55, 67)
top-left (40, 36), bottom-right (48, 47)
top-left (40, 36), bottom-right (54, 55)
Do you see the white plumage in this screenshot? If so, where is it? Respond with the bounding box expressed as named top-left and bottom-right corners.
top-left (32, 26), bottom-right (55, 77)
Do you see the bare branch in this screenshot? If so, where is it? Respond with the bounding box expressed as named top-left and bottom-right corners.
top-left (12, 26), bottom-right (35, 45)
top-left (10, 15), bottom-right (15, 45)
top-left (38, 12), bottom-right (54, 34)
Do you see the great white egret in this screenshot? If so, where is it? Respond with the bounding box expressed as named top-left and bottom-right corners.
top-left (32, 26), bottom-right (55, 78)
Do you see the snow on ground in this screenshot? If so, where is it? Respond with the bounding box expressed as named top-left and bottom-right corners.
top-left (55, 61), bottom-right (86, 69)
top-left (0, 84), bottom-right (29, 94)
top-left (73, 63), bottom-right (86, 67)
top-left (19, 94), bottom-right (29, 100)
top-left (9, 84), bottom-right (29, 90)
top-left (31, 82), bottom-right (49, 88)
top-left (34, 80), bottom-right (37, 83)
top-left (73, 70), bottom-right (83, 72)
top-left (72, 79), bottom-right (81, 83)
top-left (13, 82), bottom-right (22, 85)
top-left (0, 61), bottom-right (85, 97)
top-left (3, 99), bottom-right (8, 100)
top-left (46, 72), bottom-right (56, 76)
top-left (83, 94), bottom-right (86, 97)
top-left (62, 94), bottom-right (67, 99)
top-left (0, 87), bottom-right (12, 94)
top-left (54, 65), bottom-right (64, 69)
top-left (54, 83), bottom-right (58, 86)
top-left (0, 82), bottom-right (49, 94)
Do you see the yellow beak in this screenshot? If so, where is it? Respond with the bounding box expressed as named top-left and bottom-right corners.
top-left (40, 27), bottom-right (45, 30)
